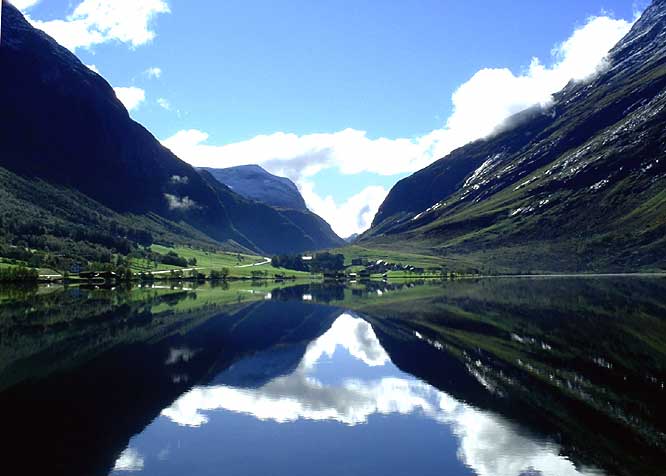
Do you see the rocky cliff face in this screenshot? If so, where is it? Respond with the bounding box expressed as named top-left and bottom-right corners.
top-left (366, 0), bottom-right (666, 272)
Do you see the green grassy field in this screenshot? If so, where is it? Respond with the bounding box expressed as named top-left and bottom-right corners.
top-left (0, 259), bottom-right (61, 277)
top-left (334, 244), bottom-right (444, 268)
top-left (130, 245), bottom-right (314, 279)
top-left (334, 240), bottom-right (500, 274)
top-left (0, 241), bottom-right (472, 281)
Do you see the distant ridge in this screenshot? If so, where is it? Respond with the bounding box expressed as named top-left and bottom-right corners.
top-left (202, 165), bottom-right (345, 249)
top-left (201, 165), bottom-right (308, 211)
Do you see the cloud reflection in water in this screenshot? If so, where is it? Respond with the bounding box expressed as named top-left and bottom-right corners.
top-left (153, 313), bottom-right (602, 476)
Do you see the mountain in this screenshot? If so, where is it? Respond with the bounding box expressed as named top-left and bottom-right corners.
top-left (201, 165), bottom-right (308, 211)
top-left (365, 0), bottom-right (666, 273)
top-left (202, 166), bottom-right (345, 250)
top-left (0, 2), bottom-right (337, 260)
top-left (344, 233), bottom-right (360, 243)
top-left (199, 170), bottom-right (344, 253)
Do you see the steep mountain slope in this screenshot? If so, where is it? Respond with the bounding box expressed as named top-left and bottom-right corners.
top-left (366, 0), bottom-right (666, 272)
top-left (199, 171), bottom-right (344, 253)
top-left (279, 208), bottom-right (345, 249)
top-left (0, 2), bottom-right (250, 248)
top-left (0, 2), bottom-right (336, 258)
top-left (201, 165), bottom-right (308, 211)
top-left (202, 166), bottom-right (345, 250)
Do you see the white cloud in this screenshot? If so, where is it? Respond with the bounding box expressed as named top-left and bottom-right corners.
top-left (10, 0), bottom-right (40, 9)
top-left (170, 175), bottom-right (189, 185)
top-left (157, 97), bottom-right (171, 110)
top-left (299, 182), bottom-right (389, 238)
top-left (162, 15), bottom-right (633, 235)
top-left (25, 0), bottom-right (170, 52)
top-left (162, 128), bottom-right (429, 179)
top-left (85, 63), bottom-right (100, 74)
top-left (113, 86), bottom-right (145, 111)
top-left (164, 193), bottom-right (197, 211)
top-left (145, 66), bottom-right (162, 79)
top-left (112, 447), bottom-right (144, 472)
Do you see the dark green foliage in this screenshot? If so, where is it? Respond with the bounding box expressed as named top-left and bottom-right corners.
top-left (271, 255), bottom-right (309, 271)
top-left (0, 166), bottom-right (224, 270)
top-left (310, 252), bottom-right (345, 272)
top-left (272, 252), bottom-right (345, 272)
top-left (0, 266), bottom-right (38, 282)
top-left (209, 268), bottom-right (230, 281)
top-left (161, 251), bottom-right (189, 268)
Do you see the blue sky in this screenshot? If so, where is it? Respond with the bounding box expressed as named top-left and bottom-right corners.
top-left (14, 0), bottom-right (645, 236)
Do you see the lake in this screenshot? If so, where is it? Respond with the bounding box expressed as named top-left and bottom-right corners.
top-left (1, 277), bottom-right (664, 476)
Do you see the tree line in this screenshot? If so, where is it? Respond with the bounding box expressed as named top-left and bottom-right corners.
top-left (0, 266), bottom-right (39, 282)
top-left (271, 252), bottom-right (345, 272)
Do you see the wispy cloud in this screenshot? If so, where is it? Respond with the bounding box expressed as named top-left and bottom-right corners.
top-left (170, 175), bottom-right (189, 185)
top-left (145, 66), bottom-right (162, 79)
top-left (112, 447), bottom-right (144, 472)
top-left (164, 193), bottom-right (197, 211)
top-left (157, 97), bottom-right (171, 110)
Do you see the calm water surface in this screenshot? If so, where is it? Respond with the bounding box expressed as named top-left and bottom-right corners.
top-left (1, 278), bottom-right (664, 476)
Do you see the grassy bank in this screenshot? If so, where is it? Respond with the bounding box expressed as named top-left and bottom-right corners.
top-left (130, 245), bottom-right (313, 280)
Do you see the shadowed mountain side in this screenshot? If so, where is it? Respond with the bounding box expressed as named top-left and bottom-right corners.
top-left (0, 3), bottom-right (245, 244)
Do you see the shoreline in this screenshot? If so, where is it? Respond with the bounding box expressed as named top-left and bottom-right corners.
top-left (0, 271), bottom-right (660, 287)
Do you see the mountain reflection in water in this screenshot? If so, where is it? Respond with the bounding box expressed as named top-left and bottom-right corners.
top-left (144, 312), bottom-right (600, 476)
top-left (0, 278), bottom-right (663, 476)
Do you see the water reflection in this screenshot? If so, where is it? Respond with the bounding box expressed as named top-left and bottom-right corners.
top-left (0, 278), bottom-right (663, 476)
top-left (119, 312), bottom-right (601, 476)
